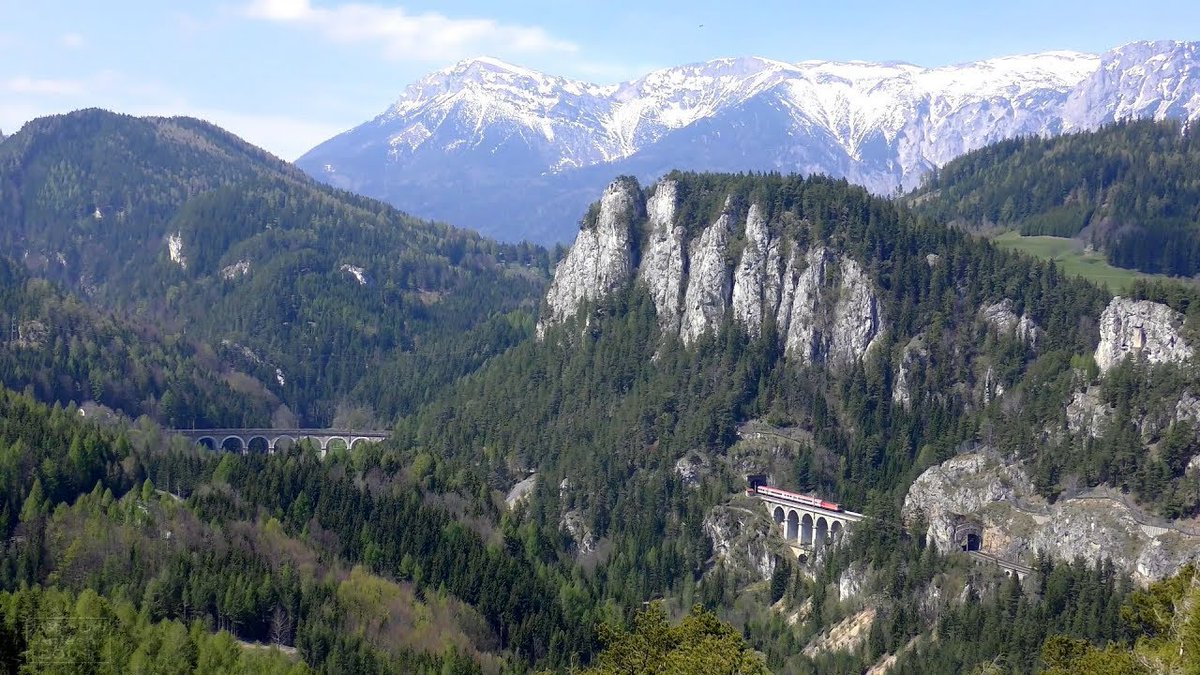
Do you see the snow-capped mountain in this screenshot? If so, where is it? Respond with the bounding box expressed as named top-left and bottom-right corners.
top-left (297, 40), bottom-right (1200, 244)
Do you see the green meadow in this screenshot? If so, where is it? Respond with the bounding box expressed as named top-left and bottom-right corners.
top-left (990, 231), bottom-right (1152, 293)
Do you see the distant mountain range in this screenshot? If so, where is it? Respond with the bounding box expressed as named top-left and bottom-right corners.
top-left (297, 40), bottom-right (1200, 244)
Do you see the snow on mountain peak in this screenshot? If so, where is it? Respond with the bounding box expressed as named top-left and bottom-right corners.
top-left (298, 40), bottom-right (1200, 244)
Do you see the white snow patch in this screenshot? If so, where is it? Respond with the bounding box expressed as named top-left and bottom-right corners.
top-left (275, 368), bottom-right (286, 387)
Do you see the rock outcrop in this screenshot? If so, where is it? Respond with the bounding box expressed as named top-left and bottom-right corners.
top-left (680, 210), bottom-right (733, 344)
top-left (504, 474), bottom-right (537, 510)
top-left (561, 510), bottom-right (599, 556)
top-left (1095, 297), bottom-right (1193, 372)
top-left (702, 501), bottom-right (781, 582)
top-left (980, 299), bottom-right (1041, 346)
top-left (674, 451), bottom-right (710, 488)
top-left (893, 335), bottom-right (929, 410)
top-left (904, 450), bottom-right (1200, 583)
top-left (539, 178), bottom-right (885, 366)
top-left (731, 204), bottom-right (775, 339)
top-left (1066, 387), bottom-right (1113, 438)
top-left (637, 180), bottom-right (686, 332)
top-left (537, 179), bottom-right (640, 337)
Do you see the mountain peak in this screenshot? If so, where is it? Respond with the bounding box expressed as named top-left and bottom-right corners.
top-left (299, 40), bottom-right (1200, 244)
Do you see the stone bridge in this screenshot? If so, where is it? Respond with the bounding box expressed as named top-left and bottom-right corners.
top-left (749, 483), bottom-right (864, 549)
top-left (749, 480), bottom-right (1032, 578)
top-left (172, 428), bottom-right (390, 455)
top-left (969, 551), bottom-right (1034, 580)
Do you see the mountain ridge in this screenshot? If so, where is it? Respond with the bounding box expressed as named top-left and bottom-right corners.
top-left (298, 40), bottom-right (1200, 244)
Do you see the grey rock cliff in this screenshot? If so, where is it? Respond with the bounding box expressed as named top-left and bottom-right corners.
top-left (703, 501), bottom-right (779, 582)
top-left (904, 450), bottom-right (1200, 583)
top-left (830, 259), bottom-right (883, 366)
top-left (1066, 387), bottom-right (1113, 439)
top-left (893, 335), bottom-right (929, 410)
top-left (731, 204), bottom-right (775, 338)
top-left (1095, 297), bottom-right (1193, 372)
top-left (537, 179), bottom-right (638, 337)
top-left (539, 181), bottom-right (883, 366)
top-left (980, 299), bottom-right (1041, 347)
top-left (680, 209), bottom-right (734, 344)
top-left (637, 180), bottom-right (686, 333)
top-left (777, 248), bottom-right (882, 365)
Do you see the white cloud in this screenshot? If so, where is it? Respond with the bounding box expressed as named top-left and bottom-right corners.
top-left (243, 0), bottom-right (577, 61)
top-left (4, 76), bottom-right (87, 96)
top-left (59, 32), bottom-right (86, 49)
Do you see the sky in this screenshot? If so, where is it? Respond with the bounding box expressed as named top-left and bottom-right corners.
top-left (3, 0), bottom-right (1199, 161)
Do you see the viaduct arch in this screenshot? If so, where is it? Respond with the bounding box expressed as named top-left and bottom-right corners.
top-left (175, 428), bottom-right (390, 456)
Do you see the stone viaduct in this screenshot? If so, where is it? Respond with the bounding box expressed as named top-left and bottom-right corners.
top-left (748, 480), bottom-right (1030, 579)
top-left (173, 428), bottom-right (389, 455)
top-left (748, 483), bottom-right (864, 549)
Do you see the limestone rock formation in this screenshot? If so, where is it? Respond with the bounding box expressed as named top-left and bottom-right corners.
top-left (775, 248), bottom-right (882, 365)
top-left (837, 561), bottom-right (870, 601)
top-left (902, 452), bottom-right (1026, 553)
top-left (702, 501), bottom-right (780, 582)
top-left (731, 204), bottom-right (775, 338)
top-left (674, 451), bottom-right (710, 488)
top-left (637, 180), bottom-right (686, 332)
top-left (904, 450), bottom-right (1200, 583)
top-left (537, 179), bottom-right (639, 337)
top-left (680, 210), bottom-right (733, 344)
top-left (893, 335), bottom-right (929, 410)
top-left (1094, 297), bottom-right (1193, 372)
top-left (829, 259), bottom-right (883, 365)
top-left (561, 510), bottom-right (599, 556)
top-left (1066, 387), bottom-right (1113, 438)
top-left (980, 299), bottom-right (1041, 346)
top-left (504, 473), bottom-right (537, 509)
top-left (538, 179), bottom-right (885, 367)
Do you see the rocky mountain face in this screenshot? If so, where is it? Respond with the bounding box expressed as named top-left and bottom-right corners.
top-left (537, 177), bottom-right (883, 364)
top-left (298, 41), bottom-right (1200, 243)
top-left (904, 451), bottom-right (1200, 584)
top-left (1095, 297), bottom-right (1194, 372)
top-left (903, 295), bottom-right (1200, 583)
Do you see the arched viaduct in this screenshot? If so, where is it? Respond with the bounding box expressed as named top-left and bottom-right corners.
top-left (748, 481), bottom-right (1030, 579)
top-left (172, 428), bottom-right (389, 456)
top-left (749, 484), bottom-right (864, 549)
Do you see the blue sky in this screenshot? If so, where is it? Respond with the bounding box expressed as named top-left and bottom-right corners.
top-left (3, 0), bottom-right (1198, 160)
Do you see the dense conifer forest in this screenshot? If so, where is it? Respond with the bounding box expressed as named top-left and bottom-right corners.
top-left (3, 113), bottom-right (1200, 672)
top-left (912, 119), bottom-right (1200, 277)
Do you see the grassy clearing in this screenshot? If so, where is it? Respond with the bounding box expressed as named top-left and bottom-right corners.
top-left (989, 232), bottom-right (1147, 293)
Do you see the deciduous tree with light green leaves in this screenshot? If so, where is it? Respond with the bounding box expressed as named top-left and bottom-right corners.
top-left (584, 602), bottom-right (769, 674)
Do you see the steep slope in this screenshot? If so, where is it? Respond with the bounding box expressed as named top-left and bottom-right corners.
top-left (911, 119), bottom-right (1200, 276)
top-left (298, 41), bottom-right (1200, 244)
top-left (386, 171), bottom-right (1200, 670)
top-left (0, 109), bottom-right (549, 425)
top-left (0, 256), bottom-right (275, 426)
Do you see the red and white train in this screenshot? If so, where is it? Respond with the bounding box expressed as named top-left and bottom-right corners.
top-left (746, 484), bottom-right (842, 512)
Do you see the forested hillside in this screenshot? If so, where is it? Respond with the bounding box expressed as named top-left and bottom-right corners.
top-left (911, 119), bottom-right (1200, 277)
top-left (7, 115), bottom-right (1200, 673)
top-left (0, 255), bottom-right (276, 427)
top-left (0, 110), bottom-right (550, 426)
top-left (379, 172), bottom-right (1200, 671)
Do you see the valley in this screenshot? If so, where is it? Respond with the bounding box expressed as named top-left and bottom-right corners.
top-left (3, 31), bottom-right (1200, 675)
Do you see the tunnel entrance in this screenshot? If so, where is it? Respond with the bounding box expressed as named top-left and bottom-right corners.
top-left (965, 533), bottom-right (981, 551)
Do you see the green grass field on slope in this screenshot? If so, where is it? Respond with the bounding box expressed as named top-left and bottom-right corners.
top-left (990, 232), bottom-right (1169, 293)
